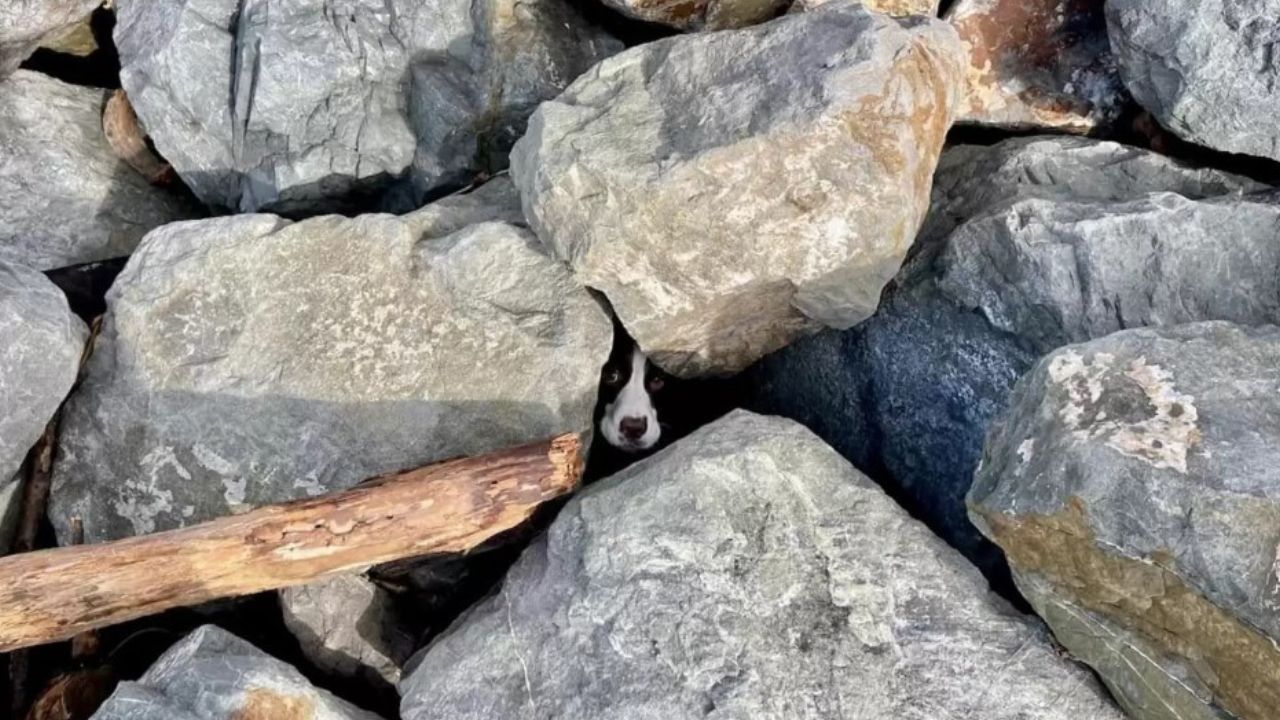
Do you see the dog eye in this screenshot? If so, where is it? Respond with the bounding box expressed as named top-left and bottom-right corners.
top-left (647, 376), bottom-right (665, 392)
top-left (603, 369), bottom-right (622, 385)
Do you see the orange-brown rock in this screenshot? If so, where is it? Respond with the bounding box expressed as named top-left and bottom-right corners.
top-left (946, 0), bottom-right (1129, 132)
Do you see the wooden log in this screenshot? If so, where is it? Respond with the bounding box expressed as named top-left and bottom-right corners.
top-left (102, 90), bottom-right (175, 186)
top-left (0, 434), bottom-right (582, 653)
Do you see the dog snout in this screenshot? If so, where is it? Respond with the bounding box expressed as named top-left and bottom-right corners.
top-left (619, 416), bottom-right (648, 440)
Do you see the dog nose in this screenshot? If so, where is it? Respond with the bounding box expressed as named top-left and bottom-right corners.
top-left (619, 416), bottom-right (648, 440)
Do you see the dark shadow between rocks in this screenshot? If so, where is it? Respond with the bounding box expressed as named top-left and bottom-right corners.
top-left (743, 277), bottom-right (1034, 607)
top-left (19, 5), bottom-right (121, 89)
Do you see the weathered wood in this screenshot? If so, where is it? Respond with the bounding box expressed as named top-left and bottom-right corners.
top-left (102, 90), bottom-right (174, 186)
top-left (0, 434), bottom-right (583, 653)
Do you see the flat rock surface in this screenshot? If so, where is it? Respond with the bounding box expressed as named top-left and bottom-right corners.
top-left (401, 411), bottom-right (1122, 720)
top-left (51, 179), bottom-right (610, 544)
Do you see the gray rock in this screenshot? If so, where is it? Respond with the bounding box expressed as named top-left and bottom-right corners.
top-left (746, 135), bottom-right (1265, 578)
top-left (51, 179), bottom-right (611, 544)
top-left (792, 0), bottom-right (938, 17)
top-left (938, 190), bottom-right (1280, 356)
top-left (90, 624), bottom-right (381, 720)
top-left (0, 0), bottom-right (100, 77)
top-left (969, 322), bottom-right (1280, 720)
top-left (512, 3), bottom-right (965, 376)
top-left (114, 0), bottom-right (618, 216)
top-left (1107, 0), bottom-right (1280, 162)
top-left (0, 70), bottom-right (199, 271)
top-left (603, 0), bottom-right (787, 31)
top-left (401, 411), bottom-right (1122, 720)
top-left (280, 574), bottom-right (415, 690)
top-left (0, 473), bottom-right (21, 554)
top-left (0, 261), bottom-right (86, 550)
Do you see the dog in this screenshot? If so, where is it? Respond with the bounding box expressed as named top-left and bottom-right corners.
top-left (585, 319), bottom-right (741, 481)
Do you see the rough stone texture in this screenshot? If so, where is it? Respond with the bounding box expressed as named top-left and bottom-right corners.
top-left (937, 190), bottom-right (1280, 356)
top-left (0, 70), bottom-right (199, 272)
top-left (90, 624), bottom-right (381, 720)
top-left (0, 260), bottom-right (86, 552)
top-left (970, 323), bottom-right (1280, 720)
top-left (792, 0), bottom-right (939, 17)
top-left (0, 473), bottom-right (21, 555)
top-left (400, 411), bottom-right (1121, 720)
top-left (1107, 0), bottom-right (1280, 163)
top-left (512, 3), bottom-right (964, 376)
top-left (746, 136), bottom-right (1264, 579)
top-left (947, 0), bottom-right (1129, 132)
top-left (280, 574), bottom-right (415, 689)
top-left (50, 178), bottom-right (610, 544)
top-left (0, 0), bottom-right (101, 77)
top-left (114, 0), bottom-right (618, 216)
top-left (605, 0), bottom-right (788, 31)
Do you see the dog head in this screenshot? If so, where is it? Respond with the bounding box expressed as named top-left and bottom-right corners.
top-left (596, 331), bottom-right (669, 454)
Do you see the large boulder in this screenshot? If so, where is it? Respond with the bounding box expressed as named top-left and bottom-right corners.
top-left (400, 411), bottom-right (1123, 720)
top-left (0, 70), bottom-right (199, 271)
top-left (946, 0), bottom-right (1128, 132)
top-left (0, 261), bottom-right (86, 552)
top-left (512, 3), bottom-right (965, 376)
top-left (0, 0), bottom-right (100, 77)
top-left (746, 136), bottom-right (1265, 579)
top-left (114, 0), bottom-right (619, 216)
top-left (90, 624), bottom-right (381, 720)
top-left (51, 178), bottom-right (611, 544)
top-left (280, 573), bottom-right (415, 691)
top-left (970, 323), bottom-right (1280, 720)
top-left (1107, 0), bottom-right (1280, 163)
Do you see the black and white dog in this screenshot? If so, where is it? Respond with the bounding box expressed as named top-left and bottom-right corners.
top-left (586, 318), bottom-right (740, 480)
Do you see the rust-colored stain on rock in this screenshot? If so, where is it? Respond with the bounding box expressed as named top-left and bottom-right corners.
top-left (949, 0), bottom-right (1115, 130)
top-left (980, 497), bottom-right (1280, 719)
top-left (232, 688), bottom-right (316, 720)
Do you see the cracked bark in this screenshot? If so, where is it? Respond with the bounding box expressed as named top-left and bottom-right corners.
top-left (0, 433), bottom-right (582, 653)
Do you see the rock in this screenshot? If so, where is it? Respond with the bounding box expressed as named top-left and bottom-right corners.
top-left (969, 322), bottom-right (1280, 720)
top-left (604, 0), bottom-right (786, 31)
top-left (947, 0), bottom-right (1129, 132)
top-left (0, 0), bottom-right (100, 77)
top-left (400, 411), bottom-right (1122, 720)
top-left (280, 574), bottom-right (415, 690)
top-left (0, 70), bottom-right (199, 272)
top-left (792, 0), bottom-right (938, 18)
top-left (0, 261), bottom-right (86, 552)
top-left (745, 136), bottom-right (1264, 578)
top-left (0, 473), bottom-right (23, 555)
top-left (90, 624), bottom-right (381, 720)
top-left (512, 3), bottom-right (964, 376)
top-left (114, 0), bottom-right (619, 215)
top-left (50, 178), bottom-right (611, 544)
top-left (1107, 0), bottom-right (1280, 163)
top-left (937, 190), bottom-right (1280, 356)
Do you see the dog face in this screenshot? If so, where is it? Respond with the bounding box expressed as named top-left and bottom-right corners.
top-left (597, 335), bottom-right (668, 454)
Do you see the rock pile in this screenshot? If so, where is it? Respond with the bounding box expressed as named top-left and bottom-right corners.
top-left (0, 2), bottom-right (1274, 720)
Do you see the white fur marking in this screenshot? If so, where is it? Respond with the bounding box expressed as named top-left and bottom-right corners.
top-left (600, 346), bottom-right (661, 452)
